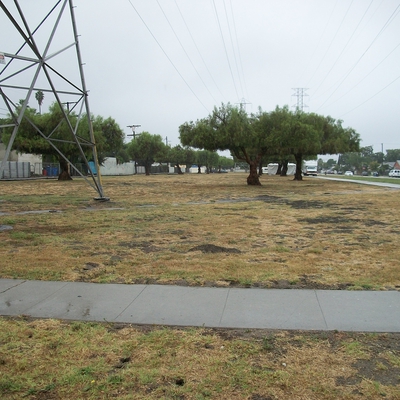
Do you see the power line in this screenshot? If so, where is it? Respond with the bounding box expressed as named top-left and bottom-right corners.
top-left (173, 0), bottom-right (226, 102)
top-left (315, 3), bottom-right (400, 112)
top-left (316, 41), bottom-right (400, 110)
top-left (304, 0), bottom-right (339, 87)
top-left (229, 0), bottom-right (249, 101)
top-left (126, 0), bottom-right (209, 113)
top-left (340, 74), bottom-right (400, 117)
top-left (312, 0), bottom-right (385, 101)
top-left (222, 0), bottom-right (244, 99)
top-left (156, 0), bottom-right (218, 105)
top-left (211, 0), bottom-right (239, 100)
top-left (312, 0), bottom-right (373, 97)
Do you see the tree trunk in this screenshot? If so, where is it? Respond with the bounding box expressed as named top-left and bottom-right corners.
top-left (175, 164), bottom-right (183, 174)
top-left (247, 161), bottom-right (261, 185)
top-left (280, 160), bottom-right (288, 176)
top-left (276, 163), bottom-right (282, 175)
top-left (58, 158), bottom-right (72, 181)
top-left (293, 153), bottom-right (303, 181)
top-left (197, 165), bottom-right (201, 174)
top-left (258, 159), bottom-right (263, 176)
top-left (145, 163), bottom-right (151, 175)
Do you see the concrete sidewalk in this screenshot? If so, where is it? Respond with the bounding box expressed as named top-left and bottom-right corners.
top-left (1, 279), bottom-right (399, 332)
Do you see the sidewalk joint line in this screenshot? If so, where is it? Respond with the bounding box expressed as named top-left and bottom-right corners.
top-left (24, 281), bottom-right (71, 311)
top-left (218, 288), bottom-right (231, 327)
top-left (314, 290), bottom-right (329, 330)
top-left (113, 284), bottom-right (148, 321)
top-left (0, 280), bottom-right (27, 293)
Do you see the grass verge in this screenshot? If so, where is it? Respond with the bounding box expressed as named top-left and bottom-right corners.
top-left (0, 317), bottom-right (399, 399)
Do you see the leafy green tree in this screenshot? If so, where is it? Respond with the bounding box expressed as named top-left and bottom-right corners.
top-left (338, 152), bottom-right (362, 172)
top-left (369, 160), bottom-right (380, 172)
top-left (2, 102), bottom-right (126, 179)
top-left (269, 107), bottom-right (322, 180)
top-left (180, 103), bottom-right (274, 185)
top-left (127, 132), bottom-right (167, 175)
top-left (196, 150), bottom-right (219, 173)
top-left (91, 116), bottom-right (126, 164)
top-left (218, 155), bottom-right (234, 171)
top-left (271, 107), bottom-right (359, 180)
top-left (2, 103), bottom-right (81, 179)
top-left (373, 152), bottom-right (384, 164)
top-left (167, 145), bottom-right (196, 174)
top-left (386, 149), bottom-right (400, 162)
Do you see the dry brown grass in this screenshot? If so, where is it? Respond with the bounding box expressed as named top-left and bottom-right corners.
top-left (0, 317), bottom-right (399, 399)
top-left (1, 173), bottom-right (399, 289)
top-left (1, 175), bottom-right (400, 399)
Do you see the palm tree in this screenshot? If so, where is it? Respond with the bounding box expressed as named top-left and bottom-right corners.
top-left (35, 90), bottom-right (44, 114)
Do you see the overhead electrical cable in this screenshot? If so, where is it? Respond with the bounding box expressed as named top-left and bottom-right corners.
top-left (156, 0), bottom-right (218, 105)
top-left (316, 42), bottom-right (400, 110)
top-left (340, 74), bottom-right (400, 117)
top-left (313, 0), bottom-right (385, 101)
top-left (304, 0), bottom-right (339, 87)
top-left (229, 0), bottom-right (249, 102)
top-left (312, 0), bottom-right (374, 97)
top-left (126, 0), bottom-right (209, 112)
top-left (173, 0), bottom-right (226, 102)
top-left (211, 0), bottom-right (240, 100)
top-left (315, 4), bottom-right (400, 112)
top-left (222, 0), bottom-right (244, 99)
top-left (309, 0), bottom-right (355, 96)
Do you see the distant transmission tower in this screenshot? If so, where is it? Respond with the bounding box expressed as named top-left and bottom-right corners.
top-left (236, 97), bottom-right (251, 111)
top-left (291, 88), bottom-right (309, 111)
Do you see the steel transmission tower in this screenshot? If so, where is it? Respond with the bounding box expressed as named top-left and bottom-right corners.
top-left (0, 0), bottom-right (108, 200)
top-left (291, 88), bottom-right (309, 112)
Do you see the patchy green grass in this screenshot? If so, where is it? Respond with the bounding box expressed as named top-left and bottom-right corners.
top-left (322, 174), bottom-right (400, 185)
top-left (1, 175), bottom-right (400, 399)
top-left (0, 318), bottom-right (399, 399)
top-left (0, 174), bottom-right (399, 290)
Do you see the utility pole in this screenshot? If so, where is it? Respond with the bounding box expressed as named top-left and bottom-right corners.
top-left (292, 88), bottom-right (309, 111)
top-left (127, 124), bottom-right (141, 174)
top-left (165, 136), bottom-right (170, 146)
top-left (127, 124), bottom-right (141, 139)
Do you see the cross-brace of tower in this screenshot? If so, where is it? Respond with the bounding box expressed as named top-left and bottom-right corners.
top-left (0, 0), bottom-right (108, 200)
top-left (291, 88), bottom-right (309, 112)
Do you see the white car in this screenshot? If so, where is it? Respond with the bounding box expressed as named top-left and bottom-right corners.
top-left (344, 171), bottom-right (353, 176)
top-left (389, 169), bottom-right (400, 177)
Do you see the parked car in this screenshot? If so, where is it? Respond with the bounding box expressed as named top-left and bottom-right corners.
top-left (361, 171), bottom-right (368, 176)
top-left (372, 171), bottom-right (379, 177)
top-left (344, 171), bottom-right (353, 176)
top-left (388, 169), bottom-right (400, 178)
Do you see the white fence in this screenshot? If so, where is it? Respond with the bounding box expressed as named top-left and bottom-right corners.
top-left (1, 161), bottom-right (31, 178)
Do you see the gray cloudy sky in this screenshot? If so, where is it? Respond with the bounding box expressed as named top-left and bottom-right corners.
top-left (1, 0), bottom-right (400, 155)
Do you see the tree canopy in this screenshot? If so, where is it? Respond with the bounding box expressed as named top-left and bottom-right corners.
top-left (127, 132), bottom-right (167, 175)
top-left (167, 145), bottom-right (196, 174)
top-left (180, 103), bottom-right (272, 185)
top-left (179, 103), bottom-right (360, 184)
top-left (2, 102), bottom-right (125, 179)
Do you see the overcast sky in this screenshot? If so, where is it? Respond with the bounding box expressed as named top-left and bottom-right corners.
top-left (1, 0), bottom-right (399, 157)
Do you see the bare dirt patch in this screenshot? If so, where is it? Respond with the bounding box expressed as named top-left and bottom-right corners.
top-left (188, 244), bottom-right (241, 254)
